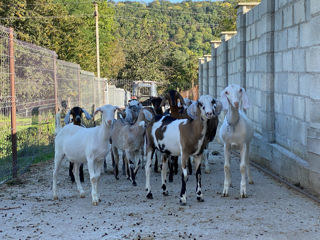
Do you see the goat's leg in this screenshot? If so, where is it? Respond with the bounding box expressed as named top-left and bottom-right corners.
top-left (174, 156), bottom-right (179, 175)
top-left (79, 164), bottom-right (84, 182)
top-left (87, 158), bottom-right (99, 206)
top-left (180, 154), bottom-right (189, 206)
top-left (194, 155), bottom-right (204, 202)
top-left (154, 152), bottom-right (159, 173)
top-left (72, 162), bottom-right (85, 198)
top-left (94, 159), bottom-right (104, 202)
top-left (222, 143), bottom-right (232, 197)
top-left (126, 150), bottom-right (137, 186)
top-left (240, 144), bottom-right (248, 198)
top-left (145, 149), bottom-right (154, 199)
top-left (203, 149), bottom-right (210, 174)
top-left (134, 153), bottom-right (141, 176)
top-left (69, 162), bottom-right (75, 183)
top-left (246, 143), bottom-right (254, 184)
top-left (112, 147), bottom-right (119, 180)
top-left (187, 157), bottom-right (192, 175)
top-left (52, 153), bottom-right (64, 200)
top-left (122, 151), bottom-right (127, 176)
top-left (161, 155), bottom-right (169, 196)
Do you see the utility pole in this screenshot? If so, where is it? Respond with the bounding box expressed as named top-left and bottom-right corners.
top-left (94, 1), bottom-right (100, 78)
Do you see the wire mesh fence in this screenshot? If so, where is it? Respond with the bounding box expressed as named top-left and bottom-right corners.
top-left (0, 25), bottom-right (107, 183)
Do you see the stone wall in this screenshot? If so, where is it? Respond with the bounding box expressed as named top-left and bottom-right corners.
top-left (198, 0), bottom-right (320, 197)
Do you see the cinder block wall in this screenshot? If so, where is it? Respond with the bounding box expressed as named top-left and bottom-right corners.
top-left (198, 0), bottom-right (320, 197)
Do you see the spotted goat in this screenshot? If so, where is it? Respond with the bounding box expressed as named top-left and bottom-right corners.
top-left (145, 95), bottom-right (222, 205)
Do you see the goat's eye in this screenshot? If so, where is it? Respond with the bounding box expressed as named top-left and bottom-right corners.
top-left (225, 91), bottom-right (229, 95)
top-left (239, 88), bottom-right (242, 93)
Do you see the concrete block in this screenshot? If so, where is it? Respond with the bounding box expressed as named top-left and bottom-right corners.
top-left (288, 26), bottom-right (299, 49)
top-left (275, 72), bottom-right (288, 94)
top-left (292, 49), bottom-right (305, 72)
top-left (293, 96), bottom-right (305, 121)
top-left (294, 0), bottom-right (305, 24)
top-left (299, 74), bottom-right (311, 97)
top-left (309, 100), bottom-right (320, 123)
top-left (287, 73), bottom-right (299, 95)
top-left (300, 15), bottom-right (320, 47)
top-left (274, 52), bottom-right (283, 73)
top-left (283, 50), bottom-right (293, 72)
top-left (306, 46), bottom-right (320, 73)
top-left (279, 29), bottom-right (288, 50)
top-left (283, 94), bottom-right (293, 116)
top-left (309, 75), bottom-right (320, 100)
top-left (274, 93), bottom-right (283, 113)
top-left (308, 137), bottom-right (320, 155)
top-left (310, 0), bottom-right (320, 15)
top-left (283, 5), bottom-right (293, 28)
top-left (275, 10), bottom-right (283, 31)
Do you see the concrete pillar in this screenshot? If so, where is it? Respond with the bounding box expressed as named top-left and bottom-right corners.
top-left (203, 55), bottom-right (211, 95)
top-left (198, 58), bottom-right (205, 96)
top-left (236, 2), bottom-right (259, 89)
top-left (220, 31), bottom-right (237, 88)
top-left (209, 40), bottom-right (221, 98)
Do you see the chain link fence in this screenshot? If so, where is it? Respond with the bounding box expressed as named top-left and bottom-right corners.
top-left (0, 25), bottom-right (108, 183)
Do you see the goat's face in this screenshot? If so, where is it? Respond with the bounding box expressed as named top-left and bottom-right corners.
top-left (198, 95), bottom-right (218, 119)
top-left (221, 84), bottom-right (250, 110)
top-left (95, 105), bottom-right (119, 127)
top-left (70, 107), bottom-right (83, 125)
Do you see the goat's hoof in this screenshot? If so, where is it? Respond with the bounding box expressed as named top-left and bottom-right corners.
top-left (222, 193), bottom-right (229, 197)
top-left (240, 193), bottom-right (248, 198)
top-left (92, 201), bottom-right (99, 206)
top-left (169, 177), bottom-right (173, 183)
top-left (146, 192), bottom-right (153, 199)
top-left (249, 180), bottom-right (254, 185)
top-left (179, 200), bottom-right (187, 206)
top-left (80, 193), bottom-right (85, 198)
top-left (197, 196), bottom-right (204, 202)
top-left (115, 176), bottom-right (119, 180)
top-left (204, 169), bottom-right (210, 174)
top-left (132, 181), bottom-right (137, 186)
top-left (163, 190), bottom-right (169, 196)
top-left (53, 196), bottom-right (58, 200)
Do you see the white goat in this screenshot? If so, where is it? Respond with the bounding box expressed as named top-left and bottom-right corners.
top-left (53, 104), bottom-right (118, 205)
top-left (219, 84), bottom-right (254, 198)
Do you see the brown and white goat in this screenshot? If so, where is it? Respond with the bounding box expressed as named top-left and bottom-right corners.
top-left (145, 95), bottom-right (222, 205)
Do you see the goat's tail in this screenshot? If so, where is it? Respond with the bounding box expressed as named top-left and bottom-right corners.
top-left (55, 111), bottom-right (62, 135)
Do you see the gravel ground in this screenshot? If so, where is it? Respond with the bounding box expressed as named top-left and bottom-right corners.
top-left (0, 141), bottom-right (320, 240)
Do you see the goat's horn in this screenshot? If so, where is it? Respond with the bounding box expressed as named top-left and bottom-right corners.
top-left (93, 107), bottom-right (102, 116)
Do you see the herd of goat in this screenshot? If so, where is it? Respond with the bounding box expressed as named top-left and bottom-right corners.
top-left (53, 84), bottom-right (254, 206)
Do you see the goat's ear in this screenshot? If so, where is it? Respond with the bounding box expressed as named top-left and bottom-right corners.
top-left (187, 102), bottom-right (198, 119)
top-left (142, 109), bottom-right (154, 122)
top-left (82, 108), bottom-right (92, 120)
top-left (214, 100), bottom-right (223, 116)
top-left (220, 90), bottom-right (229, 111)
top-left (177, 92), bottom-right (185, 106)
top-left (241, 88), bottom-right (250, 110)
top-left (93, 107), bottom-right (102, 116)
top-left (64, 110), bottom-right (71, 125)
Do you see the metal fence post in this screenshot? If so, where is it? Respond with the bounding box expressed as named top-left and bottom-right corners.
top-left (78, 66), bottom-right (81, 106)
top-left (53, 54), bottom-right (58, 114)
top-left (9, 28), bottom-right (17, 178)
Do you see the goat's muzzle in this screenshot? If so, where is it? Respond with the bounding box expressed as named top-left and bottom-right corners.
top-left (107, 120), bottom-right (112, 126)
top-left (206, 111), bottom-right (213, 119)
top-left (234, 101), bottom-right (239, 109)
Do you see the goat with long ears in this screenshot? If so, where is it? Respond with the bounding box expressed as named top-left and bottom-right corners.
top-left (219, 84), bottom-right (254, 198)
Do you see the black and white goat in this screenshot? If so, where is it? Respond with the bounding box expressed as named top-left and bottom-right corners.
top-left (53, 104), bottom-right (118, 205)
top-left (63, 107), bottom-right (92, 183)
top-left (219, 84), bottom-right (254, 198)
top-left (145, 95), bottom-right (222, 205)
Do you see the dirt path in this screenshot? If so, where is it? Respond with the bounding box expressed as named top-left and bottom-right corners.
top-left (1, 141), bottom-right (320, 240)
